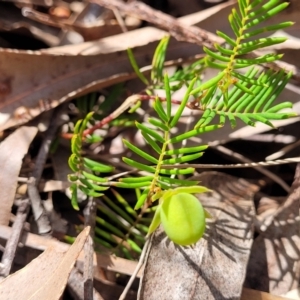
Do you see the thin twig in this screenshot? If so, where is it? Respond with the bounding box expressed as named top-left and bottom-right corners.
top-left (90, 0), bottom-right (222, 48)
top-left (119, 237), bottom-right (150, 300)
top-left (0, 199), bottom-right (30, 278)
top-left (62, 93), bottom-right (203, 139)
top-left (160, 157), bottom-right (300, 169)
top-left (83, 197), bottom-right (97, 300)
top-left (112, 8), bottom-right (128, 33)
top-left (68, 268), bottom-right (104, 300)
top-left (28, 105), bottom-right (66, 235)
top-left (210, 144), bottom-right (291, 192)
top-left (266, 139), bottom-right (300, 161)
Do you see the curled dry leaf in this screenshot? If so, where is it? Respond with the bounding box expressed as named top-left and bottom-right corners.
top-left (0, 126), bottom-right (38, 226)
top-left (0, 226), bottom-right (90, 300)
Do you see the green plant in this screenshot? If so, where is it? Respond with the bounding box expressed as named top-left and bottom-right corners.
top-left (68, 0), bottom-right (296, 248)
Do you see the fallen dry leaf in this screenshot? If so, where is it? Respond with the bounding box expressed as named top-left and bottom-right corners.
top-left (0, 1), bottom-right (233, 132)
top-left (0, 226), bottom-right (90, 300)
top-left (0, 126), bottom-right (38, 226)
top-left (244, 164), bottom-right (300, 296)
top-left (139, 172), bottom-right (258, 300)
top-left (0, 224), bottom-right (142, 277)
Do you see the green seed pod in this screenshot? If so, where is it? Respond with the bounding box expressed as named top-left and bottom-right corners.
top-left (160, 193), bottom-right (206, 246)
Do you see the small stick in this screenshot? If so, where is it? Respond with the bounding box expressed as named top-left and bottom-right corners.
top-left (28, 105), bottom-right (66, 235)
top-left (0, 199), bottom-right (30, 278)
top-left (62, 94), bottom-right (202, 139)
top-left (266, 139), bottom-right (300, 161)
top-left (161, 157), bottom-right (300, 169)
top-left (210, 144), bottom-right (291, 193)
top-left (119, 238), bottom-right (150, 300)
top-left (68, 268), bottom-right (104, 300)
top-left (112, 7), bottom-right (128, 33)
top-left (90, 0), bottom-right (221, 48)
top-left (83, 198), bottom-right (97, 300)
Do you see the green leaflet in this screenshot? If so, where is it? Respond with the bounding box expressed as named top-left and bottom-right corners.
top-left (237, 38), bottom-right (287, 54)
top-left (164, 73), bottom-right (172, 120)
top-left (123, 157), bottom-right (156, 173)
top-left (114, 182), bottom-right (153, 188)
top-left (148, 117), bottom-right (169, 132)
top-left (161, 186), bottom-right (211, 202)
top-left (159, 168), bottom-right (195, 175)
top-left (233, 81), bottom-right (254, 95)
top-left (203, 47), bottom-right (230, 62)
top-left (70, 184), bottom-right (79, 210)
top-left (135, 122), bottom-right (165, 143)
top-left (101, 196), bottom-right (134, 225)
top-left (158, 176), bottom-right (198, 186)
top-left (214, 44), bottom-right (235, 56)
top-left (68, 154), bottom-right (79, 172)
top-left (153, 97), bottom-right (168, 123)
top-left (123, 139), bottom-right (158, 164)
top-left (82, 171), bottom-right (107, 183)
top-left (79, 178), bottom-right (108, 191)
top-left (111, 189), bottom-right (138, 218)
top-left (245, 3), bottom-right (289, 29)
top-left (120, 176), bottom-right (154, 183)
top-left (266, 102), bottom-right (294, 113)
top-left (96, 216), bottom-right (125, 238)
top-left (127, 239), bottom-right (142, 253)
top-left (135, 189), bottom-right (150, 210)
top-left (231, 71), bottom-right (267, 87)
top-left (79, 186), bottom-right (104, 197)
top-left (151, 36), bottom-right (170, 82)
top-left (195, 109), bottom-right (216, 128)
top-left (190, 72), bottom-right (224, 95)
top-left (170, 77), bottom-right (197, 127)
top-left (216, 31), bottom-right (237, 47)
top-left (148, 204), bottom-right (161, 234)
top-left (161, 152), bottom-right (204, 164)
top-left (95, 227), bottom-right (118, 244)
top-left (164, 145), bottom-right (208, 155)
top-left (83, 158), bottom-right (114, 173)
top-left (242, 22), bottom-right (294, 39)
top-left (169, 125), bottom-right (222, 143)
top-left (127, 48), bottom-right (149, 85)
top-left (141, 132), bottom-right (161, 154)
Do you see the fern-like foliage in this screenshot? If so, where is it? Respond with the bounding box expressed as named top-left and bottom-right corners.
top-left (94, 189), bottom-right (150, 258)
top-left (68, 112), bottom-right (113, 210)
top-left (118, 75), bottom-right (214, 209)
top-left (188, 0), bottom-right (296, 126)
top-left (68, 0), bottom-right (297, 247)
top-left (68, 112), bottom-right (152, 255)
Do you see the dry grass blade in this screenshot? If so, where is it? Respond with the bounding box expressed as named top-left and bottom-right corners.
top-left (0, 126), bottom-right (38, 226)
top-left (0, 226), bottom-right (90, 300)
